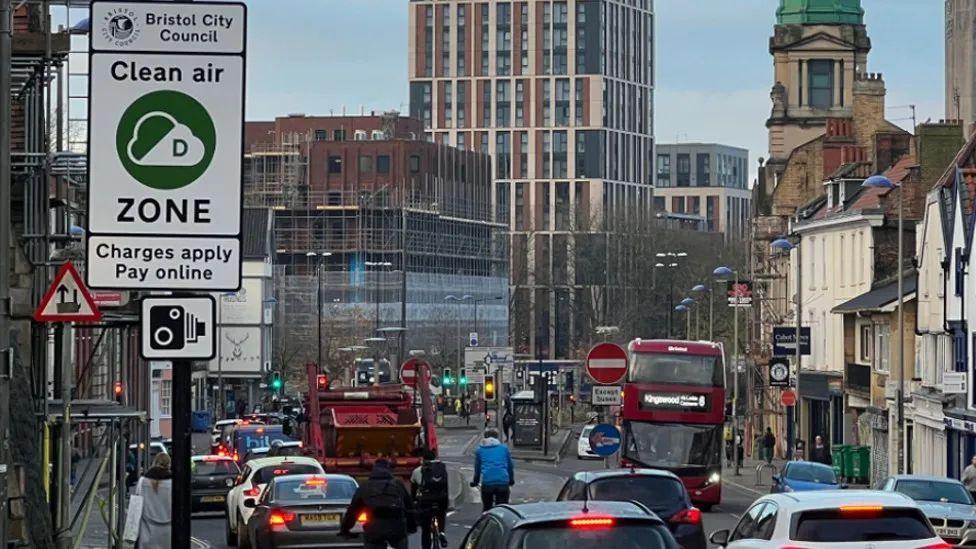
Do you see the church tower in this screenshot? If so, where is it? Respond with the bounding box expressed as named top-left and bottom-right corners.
top-left (766, 0), bottom-right (871, 181)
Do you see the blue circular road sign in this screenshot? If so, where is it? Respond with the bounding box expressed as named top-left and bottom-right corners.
top-left (588, 423), bottom-right (621, 457)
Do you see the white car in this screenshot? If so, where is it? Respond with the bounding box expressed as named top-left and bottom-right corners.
top-left (212, 419), bottom-right (241, 447)
top-left (709, 490), bottom-right (950, 549)
top-left (224, 455), bottom-right (324, 548)
top-left (577, 425), bottom-right (599, 459)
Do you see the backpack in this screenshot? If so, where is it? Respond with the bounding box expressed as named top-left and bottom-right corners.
top-left (419, 461), bottom-right (449, 499)
top-left (364, 478), bottom-right (406, 518)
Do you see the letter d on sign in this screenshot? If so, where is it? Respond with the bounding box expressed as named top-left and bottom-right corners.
top-left (173, 138), bottom-right (188, 157)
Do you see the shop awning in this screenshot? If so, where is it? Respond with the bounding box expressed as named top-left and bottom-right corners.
top-left (832, 272), bottom-right (917, 314)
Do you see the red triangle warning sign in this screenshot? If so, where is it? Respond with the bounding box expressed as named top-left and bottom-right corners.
top-left (34, 262), bottom-right (102, 322)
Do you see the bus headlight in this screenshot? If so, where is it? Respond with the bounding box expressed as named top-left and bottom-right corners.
top-left (707, 472), bottom-right (720, 484)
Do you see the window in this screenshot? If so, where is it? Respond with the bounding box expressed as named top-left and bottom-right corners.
top-left (440, 6), bottom-right (450, 76)
top-left (496, 3), bottom-right (512, 76)
top-left (656, 154), bottom-right (671, 186)
top-left (333, 129), bottom-right (345, 141)
top-left (808, 59), bottom-right (834, 109)
top-left (754, 503), bottom-right (779, 540)
top-left (553, 2), bottom-right (568, 74)
top-left (875, 324), bottom-right (891, 373)
top-left (313, 129), bottom-right (327, 141)
top-left (327, 156), bottom-right (342, 174)
top-left (456, 81), bottom-right (466, 128)
top-left (408, 155), bottom-right (420, 173)
top-left (520, 5), bottom-right (529, 73)
top-left (514, 182), bottom-right (526, 230)
top-left (951, 321), bottom-right (968, 373)
top-left (444, 81), bottom-right (453, 127)
top-left (376, 155), bottom-right (390, 174)
top-left (555, 78), bottom-right (570, 126)
top-left (696, 153), bottom-right (710, 186)
top-left (730, 503), bottom-right (767, 541)
top-left (482, 82), bottom-right (491, 127)
top-left (542, 3), bottom-right (552, 75)
top-left (496, 80), bottom-right (510, 127)
top-left (423, 5), bottom-right (433, 77)
top-left (515, 80), bottom-right (525, 126)
top-left (456, 5), bottom-right (466, 76)
top-left (676, 154), bottom-right (690, 186)
top-left (543, 80), bottom-right (552, 126)
top-left (575, 78), bottom-right (585, 124)
top-left (480, 4), bottom-right (489, 75)
top-left (358, 155), bottom-right (373, 174)
top-left (519, 131), bottom-right (528, 177)
top-left (553, 131), bottom-right (567, 178)
top-left (496, 131), bottom-right (510, 179)
top-left (542, 132), bottom-right (551, 178)
top-left (860, 324), bottom-right (873, 363)
top-left (160, 380), bottom-right (172, 416)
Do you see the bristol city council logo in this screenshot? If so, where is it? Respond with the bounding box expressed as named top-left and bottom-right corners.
top-left (101, 8), bottom-right (141, 47)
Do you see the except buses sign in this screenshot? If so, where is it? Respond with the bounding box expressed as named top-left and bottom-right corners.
top-left (86, 1), bottom-right (246, 290)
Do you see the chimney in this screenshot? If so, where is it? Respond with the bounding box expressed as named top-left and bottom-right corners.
top-left (917, 120), bottom-right (965, 187)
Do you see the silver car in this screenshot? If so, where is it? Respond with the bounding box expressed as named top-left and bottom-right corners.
top-left (880, 474), bottom-right (976, 546)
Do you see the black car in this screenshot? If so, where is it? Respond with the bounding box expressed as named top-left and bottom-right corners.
top-left (460, 500), bottom-right (679, 549)
top-left (243, 473), bottom-right (362, 549)
top-left (556, 468), bottom-right (706, 549)
top-left (190, 455), bottom-right (240, 512)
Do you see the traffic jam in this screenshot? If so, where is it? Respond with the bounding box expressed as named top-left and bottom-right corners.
top-left (117, 338), bottom-right (963, 549)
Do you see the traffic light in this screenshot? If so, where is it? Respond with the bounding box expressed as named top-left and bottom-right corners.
top-left (442, 368), bottom-right (453, 386)
top-left (271, 371), bottom-right (283, 392)
top-left (113, 381), bottom-right (124, 401)
top-left (484, 375), bottom-right (496, 401)
top-left (459, 369), bottom-right (468, 386)
top-left (316, 374), bottom-right (329, 390)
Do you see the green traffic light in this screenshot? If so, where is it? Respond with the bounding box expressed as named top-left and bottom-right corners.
top-left (460, 376), bottom-right (467, 385)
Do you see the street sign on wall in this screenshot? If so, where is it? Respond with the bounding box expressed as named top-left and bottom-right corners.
top-left (591, 385), bottom-right (622, 406)
top-left (585, 343), bottom-right (628, 385)
top-left (768, 357), bottom-right (791, 388)
top-left (772, 326), bottom-right (811, 356)
top-left (86, 1), bottom-right (246, 290)
top-left (726, 280), bottom-right (753, 307)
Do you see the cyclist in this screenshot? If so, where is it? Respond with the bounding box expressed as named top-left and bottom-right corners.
top-left (469, 428), bottom-right (514, 511)
top-left (411, 449), bottom-right (449, 549)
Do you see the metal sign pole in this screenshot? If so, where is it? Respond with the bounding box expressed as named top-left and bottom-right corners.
top-left (171, 360), bottom-right (192, 549)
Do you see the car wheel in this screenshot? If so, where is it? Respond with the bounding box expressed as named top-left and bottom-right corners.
top-left (237, 515), bottom-right (250, 549)
top-left (225, 513), bottom-right (237, 547)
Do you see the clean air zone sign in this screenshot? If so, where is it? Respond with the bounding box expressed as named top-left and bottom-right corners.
top-left (86, 1), bottom-right (246, 290)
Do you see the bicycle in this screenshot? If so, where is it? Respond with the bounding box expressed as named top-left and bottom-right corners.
top-left (416, 499), bottom-right (448, 549)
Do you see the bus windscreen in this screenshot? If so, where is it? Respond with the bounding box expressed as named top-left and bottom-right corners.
top-left (630, 353), bottom-right (723, 386)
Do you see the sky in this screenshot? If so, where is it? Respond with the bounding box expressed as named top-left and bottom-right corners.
top-left (244, 0), bottom-right (944, 182)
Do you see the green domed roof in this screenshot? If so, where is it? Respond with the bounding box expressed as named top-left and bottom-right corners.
top-left (776, 0), bottom-right (864, 25)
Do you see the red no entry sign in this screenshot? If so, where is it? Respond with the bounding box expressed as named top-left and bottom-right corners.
top-left (586, 343), bottom-right (628, 385)
top-left (781, 389), bottom-right (797, 407)
top-left (400, 358), bottom-right (432, 387)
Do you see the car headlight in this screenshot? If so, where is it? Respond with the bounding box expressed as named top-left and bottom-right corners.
top-left (708, 472), bottom-right (720, 484)
top-left (225, 478), bottom-right (235, 488)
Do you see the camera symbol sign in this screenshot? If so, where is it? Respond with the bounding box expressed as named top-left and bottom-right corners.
top-left (140, 296), bottom-right (216, 360)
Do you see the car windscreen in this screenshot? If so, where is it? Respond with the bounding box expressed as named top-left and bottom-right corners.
top-left (191, 460), bottom-right (239, 476)
top-left (785, 463), bottom-right (836, 484)
top-left (273, 477), bottom-right (358, 503)
top-left (588, 477), bottom-right (686, 517)
top-left (792, 508), bottom-right (934, 542)
top-left (895, 479), bottom-right (973, 504)
top-left (630, 352), bottom-right (723, 386)
top-left (518, 523), bottom-right (673, 549)
top-left (623, 421), bottom-right (721, 468)
top-left (254, 464), bottom-right (320, 485)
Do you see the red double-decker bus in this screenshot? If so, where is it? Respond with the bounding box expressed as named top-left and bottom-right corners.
top-left (620, 339), bottom-right (726, 509)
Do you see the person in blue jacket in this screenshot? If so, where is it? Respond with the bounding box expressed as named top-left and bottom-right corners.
top-left (469, 428), bottom-right (514, 511)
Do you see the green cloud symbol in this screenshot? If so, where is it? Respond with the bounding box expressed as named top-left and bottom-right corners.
top-left (127, 111), bottom-right (206, 167)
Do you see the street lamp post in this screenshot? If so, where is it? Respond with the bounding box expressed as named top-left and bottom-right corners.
top-left (680, 297), bottom-right (696, 339)
top-left (473, 296), bottom-right (504, 339)
top-left (771, 236), bottom-right (802, 461)
top-left (862, 174), bottom-right (906, 473)
top-left (655, 252), bottom-right (686, 338)
top-left (692, 284), bottom-right (708, 340)
top-left (714, 265), bottom-right (741, 475)
top-left (307, 252), bottom-right (333, 374)
top-left (445, 294), bottom-right (473, 396)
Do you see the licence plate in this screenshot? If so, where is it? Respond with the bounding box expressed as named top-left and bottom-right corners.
top-left (200, 495), bottom-right (225, 503)
top-left (936, 527), bottom-right (960, 538)
top-left (301, 513), bottom-right (341, 527)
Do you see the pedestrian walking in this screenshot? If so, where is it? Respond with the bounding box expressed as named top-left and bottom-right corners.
top-left (962, 455), bottom-right (976, 499)
top-left (502, 410), bottom-right (514, 442)
top-left (810, 435), bottom-right (832, 465)
top-left (411, 449), bottom-right (450, 549)
top-left (341, 458), bottom-right (415, 549)
top-left (132, 453), bottom-right (172, 549)
top-left (762, 427), bottom-right (776, 464)
top-left (469, 428), bottom-right (514, 512)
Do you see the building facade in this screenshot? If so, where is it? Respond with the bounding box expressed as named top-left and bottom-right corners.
top-left (407, 0), bottom-right (655, 359)
top-left (946, 0), bottom-right (976, 132)
top-left (654, 143), bottom-right (751, 240)
top-left (242, 114), bottom-right (509, 381)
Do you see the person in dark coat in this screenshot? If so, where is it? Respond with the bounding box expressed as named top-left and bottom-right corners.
top-left (341, 458), bottom-right (415, 549)
top-left (762, 427), bottom-right (776, 464)
top-left (810, 435), bottom-right (832, 465)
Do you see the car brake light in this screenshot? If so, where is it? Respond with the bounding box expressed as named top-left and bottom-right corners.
top-left (268, 509), bottom-right (295, 526)
top-left (918, 544), bottom-right (953, 549)
top-left (243, 485), bottom-right (261, 497)
top-left (839, 505), bottom-right (883, 516)
top-left (670, 507), bottom-right (702, 525)
top-left (357, 511), bottom-right (369, 524)
top-left (570, 517), bottom-right (615, 529)
top-left (305, 477), bottom-right (326, 486)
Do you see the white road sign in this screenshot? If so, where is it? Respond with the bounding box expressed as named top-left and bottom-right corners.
top-left (141, 296), bottom-right (216, 360)
top-left (592, 385), bottom-right (622, 406)
top-left (86, 1), bottom-right (246, 290)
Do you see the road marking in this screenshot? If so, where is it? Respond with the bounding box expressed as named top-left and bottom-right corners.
top-left (722, 478), bottom-right (765, 497)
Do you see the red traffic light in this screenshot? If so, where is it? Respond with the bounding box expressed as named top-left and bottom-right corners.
top-left (113, 381), bottom-right (124, 398)
top-left (316, 374), bottom-right (329, 389)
